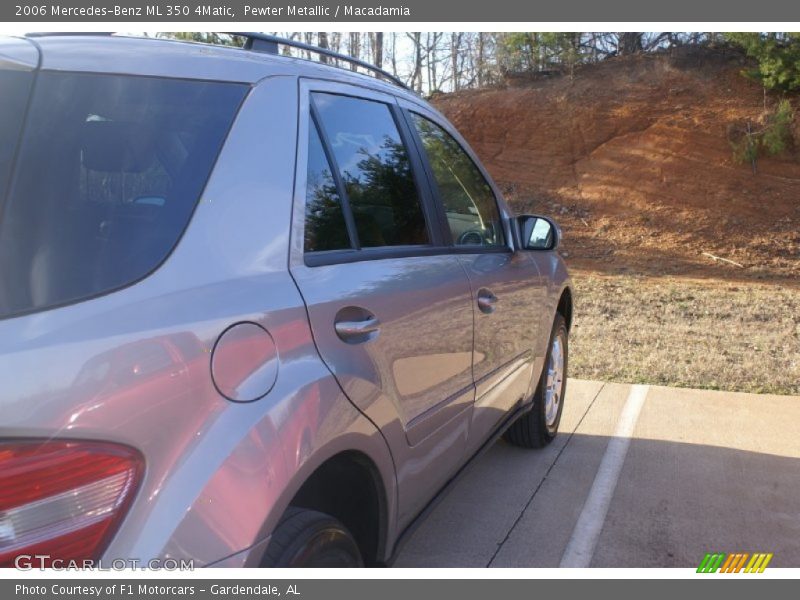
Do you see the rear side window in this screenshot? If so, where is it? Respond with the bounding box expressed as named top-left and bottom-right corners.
top-left (311, 93), bottom-right (428, 248)
top-left (0, 72), bottom-right (247, 318)
top-left (411, 113), bottom-right (505, 247)
top-left (0, 69), bottom-right (34, 202)
top-left (304, 121), bottom-right (351, 252)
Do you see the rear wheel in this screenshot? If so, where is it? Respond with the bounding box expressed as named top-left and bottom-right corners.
top-left (261, 508), bottom-right (364, 567)
top-left (505, 313), bottom-right (568, 448)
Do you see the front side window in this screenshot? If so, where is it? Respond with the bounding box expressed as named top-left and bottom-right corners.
top-left (0, 72), bottom-right (247, 318)
top-left (312, 93), bottom-right (429, 248)
top-left (411, 113), bottom-right (505, 248)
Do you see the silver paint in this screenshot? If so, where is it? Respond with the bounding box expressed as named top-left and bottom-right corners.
top-left (211, 322), bottom-right (279, 403)
top-left (0, 34), bottom-right (573, 566)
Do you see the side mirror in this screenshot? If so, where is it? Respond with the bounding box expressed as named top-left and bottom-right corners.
top-left (515, 215), bottom-right (560, 251)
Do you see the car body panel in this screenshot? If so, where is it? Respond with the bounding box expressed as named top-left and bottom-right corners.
top-left (394, 97), bottom-right (550, 453)
top-left (458, 251), bottom-right (545, 452)
top-left (0, 71), bottom-right (397, 565)
top-left (0, 36), bottom-right (39, 69)
top-left (289, 79), bottom-right (478, 528)
top-left (0, 34), bottom-right (572, 567)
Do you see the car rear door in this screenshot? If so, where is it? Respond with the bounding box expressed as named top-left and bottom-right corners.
top-left (400, 102), bottom-right (549, 455)
top-left (289, 80), bottom-right (477, 527)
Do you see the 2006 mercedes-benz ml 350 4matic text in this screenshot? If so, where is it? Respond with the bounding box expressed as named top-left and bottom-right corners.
top-left (0, 33), bottom-right (573, 568)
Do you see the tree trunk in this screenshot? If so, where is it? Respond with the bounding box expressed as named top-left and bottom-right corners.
top-left (374, 32), bottom-right (384, 68)
top-left (318, 32), bottom-right (329, 64)
top-left (426, 33), bottom-right (434, 93)
top-left (617, 32), bottom-right (643, 55)
top-left (409, 32), bottom-right (423, 92)
top-left (304, 32), bottom-right (314, 60)
top-left (349, 32), bottom-right (360, 70)
top-left (477, 32), bottom-right (485, 87)
top-left (451, 32), bottom-right (462, 91)
top-left (389, 32), bottom-right (398, 77)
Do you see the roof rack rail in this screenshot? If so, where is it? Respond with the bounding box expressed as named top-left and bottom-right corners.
top-left (229, 32), bottom-right (409, 90)
top-left (20, 32), bottom-right (409, 91)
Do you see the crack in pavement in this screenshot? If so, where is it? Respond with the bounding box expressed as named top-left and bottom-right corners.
top-left (486, 382), bottom-right (607, 567)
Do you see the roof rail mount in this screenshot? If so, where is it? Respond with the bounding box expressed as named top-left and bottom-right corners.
top-left (229, 32), bottom-right (408, 90)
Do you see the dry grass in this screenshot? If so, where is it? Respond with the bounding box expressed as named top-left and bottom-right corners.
top-left (569, 271), bottom-right (800, 395)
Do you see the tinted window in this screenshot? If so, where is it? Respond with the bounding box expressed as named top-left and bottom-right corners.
top-left (312, 93), bottom-right (428, 248)
top-left (0, 72), bottom-right (247, 318)
top-left (411, 113), bottom-right (504, 247)
top-left (0, 69), bottom-right (34, 204)
top-left (304, 121), bottom-right (351, 252)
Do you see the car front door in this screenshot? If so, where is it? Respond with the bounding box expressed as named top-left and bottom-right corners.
top-left (289, 81), bottom-right (477, 527)
top-left (402, 105), bottom-right (549, 455)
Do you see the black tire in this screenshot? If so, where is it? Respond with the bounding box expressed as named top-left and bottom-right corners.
top-left (261, 507), bottom-right (364, 567)
top-left (504, 313), bottom-right (568, 449)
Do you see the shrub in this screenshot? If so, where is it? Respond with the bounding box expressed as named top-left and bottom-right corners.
top-left (761, 99), bottom-right (794, 154)
top-left (729, 100), bottom-right (795, 170)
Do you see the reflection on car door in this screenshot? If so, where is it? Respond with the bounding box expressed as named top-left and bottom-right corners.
top-left (405, 106), bottom-right (548, 454)
top-left (289, 82), bottom-right (477, 527)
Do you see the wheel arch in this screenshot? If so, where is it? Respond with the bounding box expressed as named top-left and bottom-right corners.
top-left (262, 444), bottom-right (392, 567)
top-left (557, 285), bottom-right (573, 331)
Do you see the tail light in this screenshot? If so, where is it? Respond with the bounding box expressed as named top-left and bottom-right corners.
top-left (0, 440), bottom-right (143, 568)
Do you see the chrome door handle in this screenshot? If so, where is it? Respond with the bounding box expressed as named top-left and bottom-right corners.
top-left (477, 289), bottom-right (498, 314)
top-left (335, 316), bottom-right (381, 343)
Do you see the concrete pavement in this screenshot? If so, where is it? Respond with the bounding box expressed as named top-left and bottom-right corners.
top-left (394, 379), bottom-right (800, 568)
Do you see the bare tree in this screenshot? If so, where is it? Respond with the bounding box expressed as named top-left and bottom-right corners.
top-left (279, 32), bottom-right (302, 57)
top-left (477, 33), bottom-right (486, 87)
top-left (304, 32), bottom-right (314, 60)
top-left (388, 32), bottom-right (398, 77)
top-left (247, 30), bottom-right (727, 95)
top-left (424, 32), bottom-right (445, 92)
top-left (330, 32), bottom-right (342, 67)
top-left (617, 32), bottom-right (643, 55)
top-left (451, 32), bottom-right (463, 91)
top-left (318, 32), bottom-right (329, 63)
top-left (348, 32), bottom-right (361, 70)
top-left (374, 32), bottom-right (384, 69)
top-left (407, 32), bottom-right (423, 92)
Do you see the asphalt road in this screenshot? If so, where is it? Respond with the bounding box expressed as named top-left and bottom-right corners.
top-left (394, 379), bottom-right (800, 568)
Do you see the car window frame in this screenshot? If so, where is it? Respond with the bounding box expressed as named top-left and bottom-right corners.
top-left (295, 79), bottom-right (450, 268)
top-left (397, 100), bottom-right (514, 256)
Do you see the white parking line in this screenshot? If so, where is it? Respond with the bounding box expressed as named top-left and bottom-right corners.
top-left (559, 384), bottom-right (649, 567)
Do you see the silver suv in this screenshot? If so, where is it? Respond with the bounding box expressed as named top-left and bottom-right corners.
top-left (0, 33), bottom-right (572, 568)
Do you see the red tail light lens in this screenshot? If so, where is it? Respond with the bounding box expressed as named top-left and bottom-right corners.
top-left (0, 440), bottom-right (143, 568)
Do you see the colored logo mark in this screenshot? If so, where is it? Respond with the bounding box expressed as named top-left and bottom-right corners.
top-left (697, 552), bottom-right (773, 573)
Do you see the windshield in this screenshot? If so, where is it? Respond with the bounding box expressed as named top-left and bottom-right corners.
top-left (0, 71), bottom-right (247, 319)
